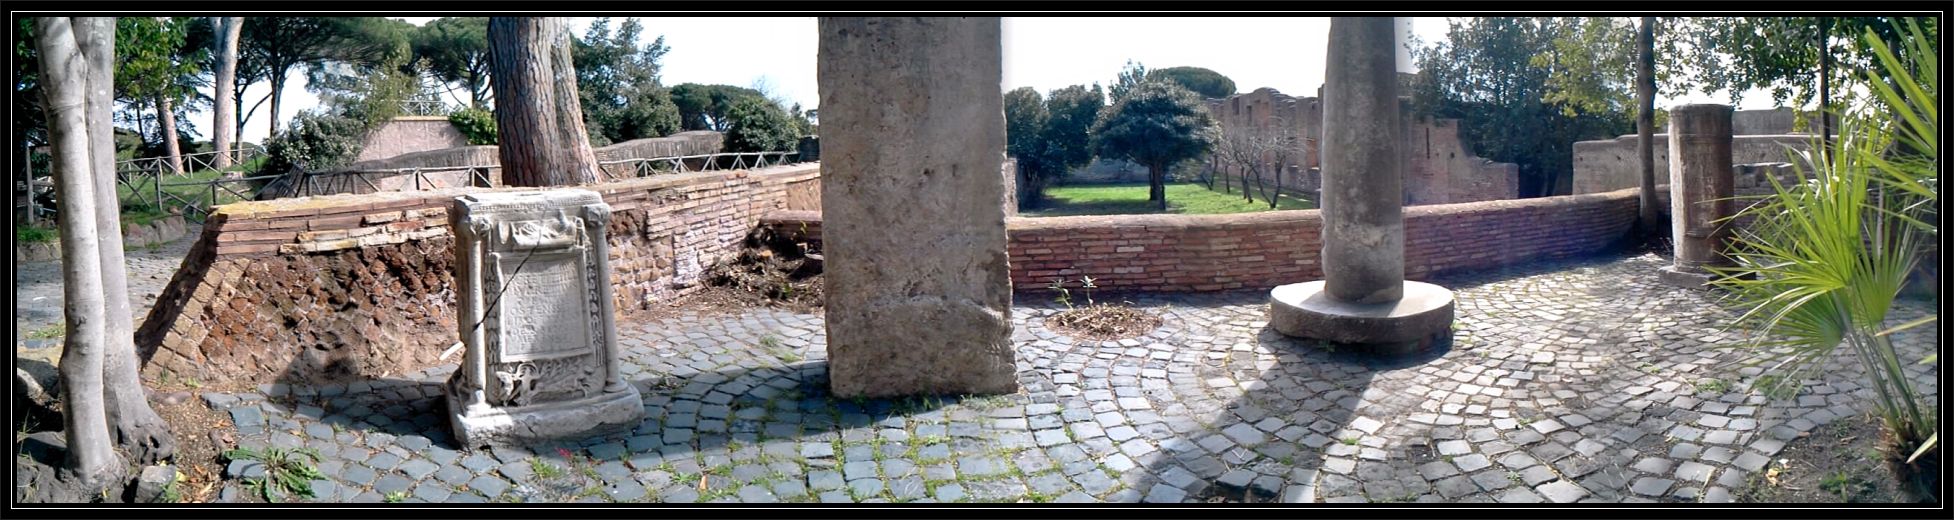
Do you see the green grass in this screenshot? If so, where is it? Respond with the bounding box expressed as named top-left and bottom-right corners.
top-left (1024, 182), bottom-right (1314, 217)
top-left (15, 225), bottom-right (56, 244)
top-left (115, 156), bottom-right (268, 212)
top-left (24, 323), bottom-right (63, 340)
top-left (120, 204), bottom-right (171, 228)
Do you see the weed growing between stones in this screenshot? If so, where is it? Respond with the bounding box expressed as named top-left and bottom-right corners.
top-left (1046, 275), bottom-right (1163, 341)
top-left (224, 446), bottom-right (325, 502)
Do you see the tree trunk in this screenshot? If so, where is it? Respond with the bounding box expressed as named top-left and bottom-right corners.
top-left (78, 17), bottom-right (178, 465)
top-left (35, 15), bottom-right (124, 493)
top-left (1141, 162), bottom-right (1156, 211)
top-left (488, 17), bottom-right (602, 187)
top-left (268, 68), bottom-right (284, 139)
top-left (1818, 17), bottom-right (1833, 150)
top-left (1636, 16), bottom-right (1660, 242)
top-left (211, 16), bottom-right (241, 170)
top-left (157, 95), bottom-right (183, 174)
top-left (1270, 165), bottom-right (1282, 209)
top-left (1241, 166), bottom-right (1252, 202)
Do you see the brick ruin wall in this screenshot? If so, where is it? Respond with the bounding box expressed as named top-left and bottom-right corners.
top-left (764, 187), bottom-right (1651, 294)
top-left (135, 164), bottom-right (820, 387)
top-left (1204, 88), bottom-right (1518, 205)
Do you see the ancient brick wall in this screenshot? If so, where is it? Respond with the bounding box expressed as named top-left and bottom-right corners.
top-left (1205, 89), bottom-right (1517, 205)
top-left (136, 164), bottom-right (819, 387)
top-left (763, 187), bottom-right (1647, 294)
top-left (1009, 188), bottom-right (1639, 291)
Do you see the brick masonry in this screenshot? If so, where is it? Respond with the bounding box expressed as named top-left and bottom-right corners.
top-left (764, 187), bottom-right (1656, 294)
top-left (136, 164), bottom-right (820, 387)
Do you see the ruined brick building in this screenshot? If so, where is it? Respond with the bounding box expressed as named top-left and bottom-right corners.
top-left (1203, 78), bottom-right (1520, 206)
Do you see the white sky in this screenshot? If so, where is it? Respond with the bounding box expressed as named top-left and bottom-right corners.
top-left (188, 17), bottom-right (1782, 146)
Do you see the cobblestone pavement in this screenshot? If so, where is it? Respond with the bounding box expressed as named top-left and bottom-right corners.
top-left (14, 224), bottom-right (202, 361)
top-left (201, 253), bottom-right (1938, 503)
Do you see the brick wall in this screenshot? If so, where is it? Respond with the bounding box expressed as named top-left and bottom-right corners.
top-left (763, 187), bottom-right (1648, 294)
top-left (137, 164), bottom-right (819, 387)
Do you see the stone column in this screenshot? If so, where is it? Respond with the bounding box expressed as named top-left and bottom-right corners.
top-left (1320, 16), bottom-right (1405, 304)
top-left (1659, 104), bottom-right (1735, 286)
top-left (817, 17), bottom-right (1017, 398)
top-left (1267, 17), bottom-right (1453, 357)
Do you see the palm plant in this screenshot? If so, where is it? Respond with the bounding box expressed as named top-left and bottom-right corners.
top-left (1708, 19), bottom-right (1937, 501)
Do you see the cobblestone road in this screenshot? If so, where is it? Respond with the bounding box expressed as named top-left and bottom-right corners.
top-left (14, 224), bottom-right (202, 363)
top-left (201, 253), bottom-right (1937, 503)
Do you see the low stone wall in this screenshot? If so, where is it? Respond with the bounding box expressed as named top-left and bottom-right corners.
top-left (16, 241), bottom-right (59, 263)
top-left (353, 116), bottom-right (470, 163)
top-left (123, 215), bottom-right (191, 248)
top-left (1571, 134), bottom-right (1816, 194)
top-left (15, 215), bottom-right (189, 263)
top-left (136, 164), bottom-right (820, 387)
top-left (592, 131), bottom-right (724, 165)
top-left (763, 187), bottom-right (1650, 293)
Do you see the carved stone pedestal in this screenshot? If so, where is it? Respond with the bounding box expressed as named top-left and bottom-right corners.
top-left (445, 189), bottom-right (642, 448)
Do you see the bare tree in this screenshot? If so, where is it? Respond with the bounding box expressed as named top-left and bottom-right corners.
top-left (211, 16), bottom-right (242, 170)
top-left (36, 15), bottom-right (123, 493)
top-left (1214, 110), bottom-right (1298, 209)
top-left (488, 17), bottom-right (602, 187)
top-left (78, 16), bottom-right (178, 464)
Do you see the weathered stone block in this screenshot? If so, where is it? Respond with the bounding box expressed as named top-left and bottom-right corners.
top-left (818, 17), bottom-right (1016, 397)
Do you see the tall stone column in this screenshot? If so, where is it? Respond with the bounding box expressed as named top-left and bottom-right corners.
top-left (1268, 17), bottom-right (1454, 357)
top-left (1320, 17), bottom-right (1406, 304)
top-left (1659, 103), bottom-right (1736, 286)
top-left (818, 17), bottom-right (1017, 398)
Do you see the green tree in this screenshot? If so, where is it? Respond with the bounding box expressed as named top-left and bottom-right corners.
top-left (1090, 80), bottom-right (1216, 211)
top-left (722, 96), bottom-right (799, 153)
top-left (573, 17), bottom-right (679, 146)
top-left (1040, 84), bottom-right (1104, 173)
top-left (243, 17), bottom-right (406, 139)
top-left (1679, 17), bottom-right (1937, 142)
top-left (448, 105), bottom-right (497, 145)
top-left (260, 110), bottom-right (367, 174)
top-left (115, 17), bottom-right (207, 175)
top-left (1108, 59), bottom-right (1148, 104)
top-left (1006, 84), bottom-right (1105, 210)
top-left (671, 83), bottom-right (766, 131)
top-left (1147, 66), bottom-right (1236, 99)
top-left (1409, 17), bottom-right (1633, 197)
top-left (1003, 86), bottom-right (1052, 209)
top-left (413, 17), bottom-right (492, 109)
top-left (15, 17), bottom-right (49, 187)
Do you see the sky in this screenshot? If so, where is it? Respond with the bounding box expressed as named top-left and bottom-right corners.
top-left (191, 17), bottom-right (1783, 146)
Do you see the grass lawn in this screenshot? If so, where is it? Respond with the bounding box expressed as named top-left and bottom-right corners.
top-left (1024, 182), bottom-right (1315, 217)
top-left (114, 156), bottom-right (267, 213)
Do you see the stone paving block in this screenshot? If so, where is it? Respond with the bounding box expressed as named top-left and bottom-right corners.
top-left (1536, 480), bottom-right (1589, 503)
top-left (1452, 453), bottom-right (1493, 472)
top-left (1674, 461), bottom-right (1715, 483)
top-left (1495, 487), bottom-right (1545, 503)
